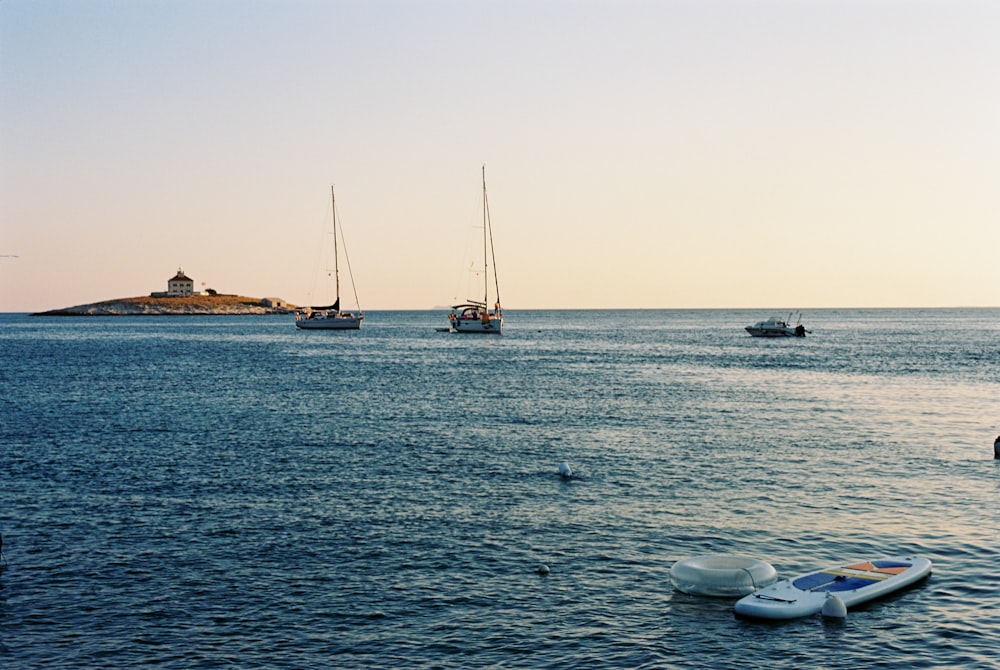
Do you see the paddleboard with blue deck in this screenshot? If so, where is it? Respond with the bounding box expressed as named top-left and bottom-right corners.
top-left (734, 554), bottom-right (931, 620)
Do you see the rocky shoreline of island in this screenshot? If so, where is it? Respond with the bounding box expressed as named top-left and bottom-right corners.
top-left (32, 295), bottom-right (296, 316)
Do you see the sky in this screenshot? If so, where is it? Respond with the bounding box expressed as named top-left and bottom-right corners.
top-left (1, 0), bottom-right (998, 312)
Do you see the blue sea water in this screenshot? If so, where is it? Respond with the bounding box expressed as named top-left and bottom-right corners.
top-left (1, 308), bottom-right (998, 669)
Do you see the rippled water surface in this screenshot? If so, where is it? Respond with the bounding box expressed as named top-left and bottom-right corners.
top-left (2, 309), bottom-right (998, 668)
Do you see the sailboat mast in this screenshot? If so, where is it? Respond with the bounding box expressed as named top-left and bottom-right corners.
top-left (482, 166), bottom-right (500, 312)
top-left (481, 166), bottom-right (489, 306)
top-left (331, 185), bottom-right (340, 307)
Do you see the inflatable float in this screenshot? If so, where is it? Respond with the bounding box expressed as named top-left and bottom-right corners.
top-left (670, 554), bottom-right (778, 597)
top-left (734, 554), bottom-right (932, 620)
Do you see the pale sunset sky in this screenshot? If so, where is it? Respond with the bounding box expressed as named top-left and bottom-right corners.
top-left (1, 0), bottom-right (997, 312)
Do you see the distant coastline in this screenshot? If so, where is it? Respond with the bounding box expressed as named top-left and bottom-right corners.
top-left (32, 295), bottom-right (294, 316)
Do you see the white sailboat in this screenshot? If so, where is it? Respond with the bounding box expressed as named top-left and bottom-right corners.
top-left (295, 186), bottom-right (364, 330)
top-left (447, 166), bottom-right (503, 334)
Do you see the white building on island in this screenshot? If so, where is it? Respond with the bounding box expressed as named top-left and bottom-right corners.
top-left (152, 267), bottom-right (197, 297)
top-left (167, 267), bottom-right (194, 295)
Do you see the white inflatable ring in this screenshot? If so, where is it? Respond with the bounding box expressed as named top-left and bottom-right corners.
top-left (670, 554), bottom-right (778, 597)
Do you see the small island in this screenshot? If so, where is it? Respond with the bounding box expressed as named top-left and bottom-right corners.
top-left (32, 294), bottom-right (293, 316)
top-left (32, 266), bottom-right (295, 316)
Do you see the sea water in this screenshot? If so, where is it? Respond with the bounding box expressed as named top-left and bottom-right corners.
top-left (1, 309), bottom-right (998, 669)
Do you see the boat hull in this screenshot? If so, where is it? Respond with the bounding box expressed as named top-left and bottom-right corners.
top-left (745, 326), bottom-right (798, 337)
top-left (295, 314), bottom-right (363, 330)
top-left (450, 317), bottom-right (503, 334)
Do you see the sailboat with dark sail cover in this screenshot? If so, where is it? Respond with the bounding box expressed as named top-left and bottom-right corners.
top-left (447, 166), bottom-right (503, 334)
top-left (295, 187), bottom-right (364, 330)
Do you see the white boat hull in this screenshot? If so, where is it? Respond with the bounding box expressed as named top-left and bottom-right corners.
top-left (745, 326), bottom-right (799, 337)
top-left (450, 316), bottom-right (503, 334)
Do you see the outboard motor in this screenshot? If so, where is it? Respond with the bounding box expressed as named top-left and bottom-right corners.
top-left (794, 324), bottom-right (806, 337)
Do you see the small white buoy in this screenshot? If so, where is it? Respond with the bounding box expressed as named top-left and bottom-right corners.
top-left (821, 593), bottom-right (847, 618)
top-left (536, 564), bottom-right (550, 575)
top-left (558, 462), bottom-right (573, 479)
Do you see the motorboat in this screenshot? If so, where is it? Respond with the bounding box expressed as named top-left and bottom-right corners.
top-left (745, 314), bottom-right (808, 337)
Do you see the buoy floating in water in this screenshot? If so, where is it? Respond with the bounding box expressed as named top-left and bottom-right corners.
top-left (821, 593), bottom-right (847, 618)
top-left (558, 462), bottom-right (573, 479)
top-left (536, 564), bottom-right (550, 575)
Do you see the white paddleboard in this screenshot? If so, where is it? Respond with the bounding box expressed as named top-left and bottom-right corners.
top-left (734, 554), bottom-right (931, 620)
